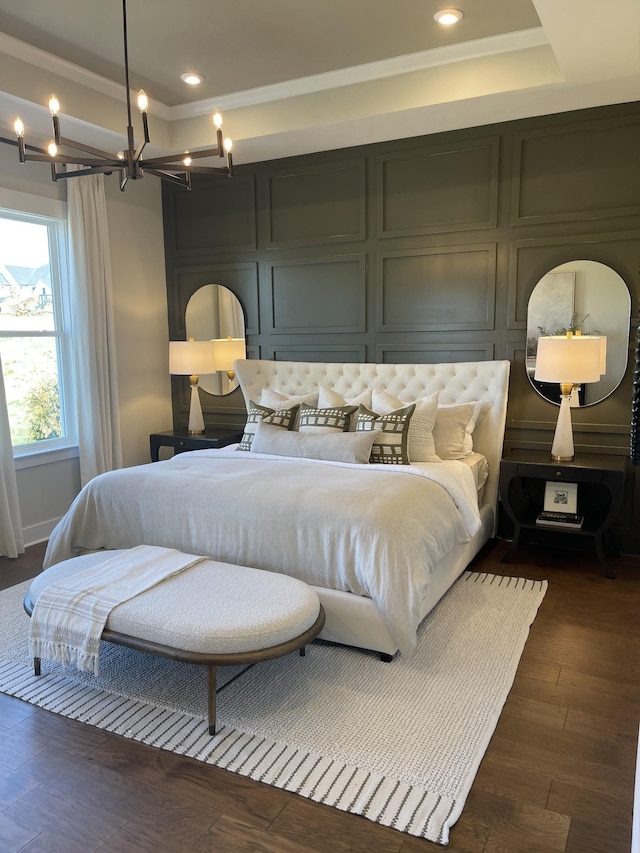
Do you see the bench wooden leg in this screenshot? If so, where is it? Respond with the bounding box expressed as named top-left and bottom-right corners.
top-left (207, 665), bottom-right (216, 735)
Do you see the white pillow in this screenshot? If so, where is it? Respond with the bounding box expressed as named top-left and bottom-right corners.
top-left (252, 421), bottom-right (376, 464)
top-left (433, 402), bottom-right (483, 459)
top-left (259, 388), bottom-right (319, 409)
top-left (317, 386), bottom-right (372, 429)
top-left (371, 389), bottom-right (440, 462)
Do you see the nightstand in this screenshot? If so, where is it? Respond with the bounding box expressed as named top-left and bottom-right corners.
top-left (499, 449), bottom-right (626, 578)
top-left (150, 428), bottom-right (243, 462)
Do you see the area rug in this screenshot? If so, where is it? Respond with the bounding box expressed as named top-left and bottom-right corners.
top-left (0, 571), bottom-right (546, 845)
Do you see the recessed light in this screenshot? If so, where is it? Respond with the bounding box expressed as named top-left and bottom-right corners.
top-left (434, 9), bottom-right (463, 25)
top-left (180, 72), bottom-right (205, 86)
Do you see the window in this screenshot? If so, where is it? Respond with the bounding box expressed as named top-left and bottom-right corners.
top-left (0, 209), bottom-right (75, 456)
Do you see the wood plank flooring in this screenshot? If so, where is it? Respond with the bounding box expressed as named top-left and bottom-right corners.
top-left (0, 539), bottom-right (637, 852)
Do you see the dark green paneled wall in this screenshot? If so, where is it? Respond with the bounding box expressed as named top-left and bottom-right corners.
top-left (162, 101), bottom-right (640, 553)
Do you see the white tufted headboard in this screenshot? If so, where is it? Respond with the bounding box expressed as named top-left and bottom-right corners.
top-left (235, 359), bottom-right (510, 518)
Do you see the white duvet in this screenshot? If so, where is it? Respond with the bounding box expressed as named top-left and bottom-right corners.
top-left (44, 448), bottom-right (481, 656)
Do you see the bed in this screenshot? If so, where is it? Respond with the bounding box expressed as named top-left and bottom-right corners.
top-left (44, 358), bottom-right (510, 660)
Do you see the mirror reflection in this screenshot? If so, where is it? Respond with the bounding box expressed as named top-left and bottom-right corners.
top-left (526, 261), bottom-right (630, 407)
top-left (185, 284), bottom-right (246, 395)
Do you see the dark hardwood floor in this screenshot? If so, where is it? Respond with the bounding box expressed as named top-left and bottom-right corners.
top-left (0, 539), bottom-right (637, 852)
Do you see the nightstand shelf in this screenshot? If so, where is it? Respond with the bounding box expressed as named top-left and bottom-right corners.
top-left (150, 428), bottom-right (243, 462)
top-left (499, 449), bottom-right (626, 578)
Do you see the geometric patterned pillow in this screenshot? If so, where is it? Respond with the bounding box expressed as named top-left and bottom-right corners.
top-left (237, 401), bottom-right (299, 451)
top-left (297, 403), bottom-right (358, 434)
top-left (355, 403), bottom-right (416, 464)
top-left (372, 389), bottom-right (440, 462)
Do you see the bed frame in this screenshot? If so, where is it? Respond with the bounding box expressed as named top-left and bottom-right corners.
top-left (235, 358), bottom-right (511, 658)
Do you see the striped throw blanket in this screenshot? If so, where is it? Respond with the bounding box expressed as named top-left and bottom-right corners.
top-left (29, 545), bottom-right (207, 675)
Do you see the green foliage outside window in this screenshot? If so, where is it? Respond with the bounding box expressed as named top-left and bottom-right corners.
top-left (23, 376), bottom-right (62, 441)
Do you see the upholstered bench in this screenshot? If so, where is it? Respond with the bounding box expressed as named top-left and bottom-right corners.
top-left (24, 549), bottom-right (325, 734)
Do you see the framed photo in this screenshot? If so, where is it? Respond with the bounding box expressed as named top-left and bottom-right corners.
top-left (544, 481), bottom-right (578, 514)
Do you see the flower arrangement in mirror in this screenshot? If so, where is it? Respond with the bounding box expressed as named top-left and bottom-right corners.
top-left (537, 313), bottom-right (600, 338)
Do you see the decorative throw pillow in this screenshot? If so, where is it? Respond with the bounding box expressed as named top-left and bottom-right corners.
top-left (237, 401), bottom-right (299, 451)
top-left (259, 388), bottom-right (319, 410)
top-left (251, 421), bottom-right (377, 464)
top-left (371, 389), bottom-right (440, 462)
top-left (297, 403), bottom-right (357, 434)
top-left (317, 385), bottom-right (373, 416)
top-left (432, 401), bottom-right (483, 459)
top-left (355, 403), bottom-right (416, 464)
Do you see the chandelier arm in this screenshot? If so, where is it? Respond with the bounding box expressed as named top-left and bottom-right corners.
top-left (133, 139), bottom-right (147, 162)
top-left (55, 136), bottom-right (122, 161)
top-left (51, 165), bottom-right (122, 179)
top-left (176, 165), bottom-right (233, 175)
top-left (48, 154), bottom-right (122, 167)
top-left (143, 168), bottom-right (191, 189)
top-left (141, 147), bottom-right (222, 167)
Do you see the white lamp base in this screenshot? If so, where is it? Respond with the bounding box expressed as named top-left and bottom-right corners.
top-left (551, 393), bottom-right (575, 461)
top-left (188, 382), bottom-right (205, 434)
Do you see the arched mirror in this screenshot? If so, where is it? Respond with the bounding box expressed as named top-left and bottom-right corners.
top-left (526, 261), bottom-right (631, 406)
top-left (185, 284), bottom-right (246, 395)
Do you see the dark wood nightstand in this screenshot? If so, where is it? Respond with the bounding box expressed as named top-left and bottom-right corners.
top-left (150, 428), bottom-right (243, 462)
top-left (499, 449), bottom-right (627, 578)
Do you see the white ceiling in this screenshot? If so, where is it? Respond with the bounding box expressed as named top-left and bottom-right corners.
top-left (0, 0), bottom-right (638, 165)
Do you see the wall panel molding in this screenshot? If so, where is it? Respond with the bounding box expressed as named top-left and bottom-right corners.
top-left (264, 159), bottom-right (366, 248)
top-left (267, 344), bottom-right (367, 363)
top-left (377, 243), bottom-right (497, 331)
top-left (267, 254), bottom-right (366, 334)
top-left (377, 136), bottom-right (499, 238)
top-left (511, 115), bottom-right (640, 226)
top-left (163, 174), bottom-right (256, 255)
top-left (376, 342), bottom-right (494, 363)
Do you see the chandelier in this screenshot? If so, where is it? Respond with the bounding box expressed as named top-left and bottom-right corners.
top-left (10, 0), bottom-right (233, 191)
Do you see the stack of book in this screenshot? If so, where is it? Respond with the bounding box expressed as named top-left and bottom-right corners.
top-left (536, 510), bottom-right (584, 529)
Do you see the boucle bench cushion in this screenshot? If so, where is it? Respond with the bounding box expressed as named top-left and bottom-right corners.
top-left (28, 550), bottom-right (322, 655)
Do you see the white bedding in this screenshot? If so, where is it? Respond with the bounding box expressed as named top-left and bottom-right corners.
top-left (44, 448), bottom-right (481, 657)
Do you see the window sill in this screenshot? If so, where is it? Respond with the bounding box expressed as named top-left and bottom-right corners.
top-left (14, 444), bottom-right (79, 470)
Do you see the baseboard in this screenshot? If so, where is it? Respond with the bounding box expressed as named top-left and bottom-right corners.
top-left (23, 518), bottom-right (60, 548)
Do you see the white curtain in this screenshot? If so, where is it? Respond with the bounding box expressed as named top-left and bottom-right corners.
top-left (0, 354), bottom-right (24, 557)
top-left (67, 174), bottom-right (123, 487)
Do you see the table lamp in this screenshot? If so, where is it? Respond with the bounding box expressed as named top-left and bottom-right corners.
top-left (169, 339), bottom-right (217, 434)
top-left (534, 334), bottom-right (606, 461)
top-left (210, 337), bottom-right (245, 388)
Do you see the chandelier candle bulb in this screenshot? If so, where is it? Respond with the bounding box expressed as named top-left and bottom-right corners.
top-left (13, 118), bottom-right (25, 162)
top-left (224, 138), bottom-right (233, 173)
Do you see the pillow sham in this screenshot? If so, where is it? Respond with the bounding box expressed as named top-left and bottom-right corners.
top-left (317, 385), bottom-right (372, 415)
top-left (297, 403), bottom-right (357, 434)
top-left (355, 403), bottom-right (415, 464)
top-left (237, 401), bottom-right (299, 451)
top-left (371, 389), bottom-right (440, 463)
top-left (259, 388), bottom-right (319, 410)
top-left (432, 401), bottom-right (482, 459)
top-left (251, 421), bottom-right (377, 463)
